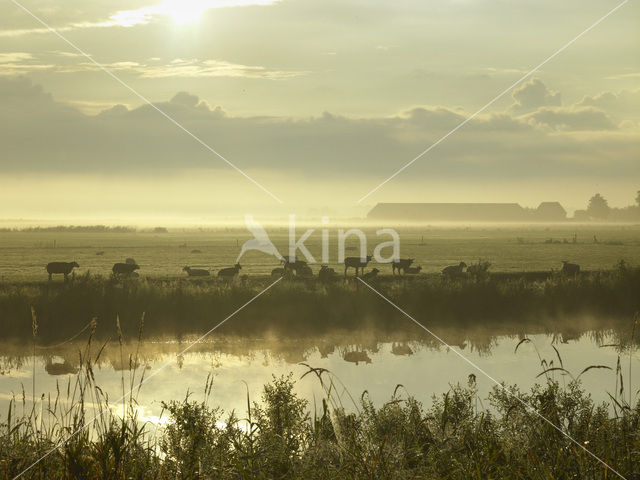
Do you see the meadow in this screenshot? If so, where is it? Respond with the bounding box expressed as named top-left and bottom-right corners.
top-left (0, 224), bottom-right (639, 281)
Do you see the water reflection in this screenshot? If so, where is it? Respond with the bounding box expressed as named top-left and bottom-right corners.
top-left (0, 315), bottom-right (637, 426)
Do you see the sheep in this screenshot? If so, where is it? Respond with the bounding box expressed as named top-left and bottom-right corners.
top-left (125, 258), bottom-right (137, 265)
top-left (113, 262), bottom-right (140, 276)
top-left (46, 261), bottom-right (79, 281)
top-left (442, 262), bottom-right (467, 278)
top-left (362, 268), bottom-right (380, 281)
top-left (218, 263), bottom-right (241, 280)
top-left (96, 251), bottom-right (105, 256)
top-left (392, 258), bottom-right (414, 275)
top-left (405, 266), bottom-right (422, 275)
top-left (344, 255), bottom-right (372, 278)
top-left (561, 261), bottom-right (580, 277)
top-left (319, 265), bottom-right (338, 282)
top-left (191, 249), bottom-right (202, 254)
top-left (283, 258), bottom-right (310, 276)
top-left (296, 264), bottom-right (314, 278)
top-left (183, 266), bottom-right (210, 277)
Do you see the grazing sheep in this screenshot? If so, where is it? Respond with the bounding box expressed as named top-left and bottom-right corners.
top-left (218, 263), bottom-right (241, 280)
top-left (362, 268), bottom-right (380, 281)
top-left (344, 255), bottom-right (373, 278)
top-left (405, 266), bottom-right (422, 275)
top-left (46, 261), bottom-right (79, 281)
top-left (125, 258), bottom-right (137, 265)
top-left (112, 262), bottom-right (140, 276)
top-left (561, 261), bottom-right (580, 276)
top-left (392, 258), bottom-right (414, 275)
top-left (296, 264), bottom-right (314, 278)
top-left (319, 265), bottom-right (338, 282)
top-left (183, 266), bottom-right (210, 277)
top-left (271, 267), bottom-right (285, 277)
top-left (442, 262), bottom-right (467, 278)
top-left (283, 258), bottom-right (310, 276)
top-left (96, 251), bottom-right (105, 256)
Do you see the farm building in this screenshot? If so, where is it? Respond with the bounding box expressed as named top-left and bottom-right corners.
top-left (367, 202), bottom-right (568, 222)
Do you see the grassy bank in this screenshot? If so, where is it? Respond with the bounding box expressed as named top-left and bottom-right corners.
top-left (1, 364), bottom-right (638, 479)
top-left (1, 262), bottom-right (639, 342)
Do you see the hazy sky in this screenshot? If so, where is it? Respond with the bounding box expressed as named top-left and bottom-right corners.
top-left (0, 0), bottom-right (638, 222)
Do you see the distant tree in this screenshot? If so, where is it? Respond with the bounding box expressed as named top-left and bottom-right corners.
top-left (587, 193), bottom-right (610, 219)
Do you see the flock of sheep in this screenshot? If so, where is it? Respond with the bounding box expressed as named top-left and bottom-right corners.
top-left (45, 256), bottom-right (581, 282)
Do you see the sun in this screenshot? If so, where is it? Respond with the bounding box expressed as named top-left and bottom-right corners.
top-left (111, 0), bottom-right (281, 28)
top-left (159, 0), bottom-right (211, 25)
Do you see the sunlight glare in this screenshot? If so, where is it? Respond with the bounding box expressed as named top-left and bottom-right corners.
top-left (159, 0), bottom-right (280, 25)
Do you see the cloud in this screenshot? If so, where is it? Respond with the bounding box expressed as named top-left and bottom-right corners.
top-left (0, 77), bottom-right (637, 185)
top-left (0, 0), bottom-right (281, 36)
top-left (510, 78), bottom-right (561, 113)
top-left (0, 53), bottom-right (305, 80)
top-left (137, 58), bottom-right (307, 80)
top-left (576, 89), bottom-right (640, 121)
top-left (523, 106), bottom-right (618, 131)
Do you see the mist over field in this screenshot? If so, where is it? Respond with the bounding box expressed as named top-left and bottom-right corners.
top-left (1, 0), bottom-right (640, 478)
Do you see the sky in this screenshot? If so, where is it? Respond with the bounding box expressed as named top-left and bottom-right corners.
top-left (0, 0), bottom-right (639, 222)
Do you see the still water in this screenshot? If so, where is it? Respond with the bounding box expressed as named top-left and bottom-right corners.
top-left (0, 322), bottom-right (636, 425)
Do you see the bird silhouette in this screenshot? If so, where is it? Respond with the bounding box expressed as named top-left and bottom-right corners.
top-left (236, 215), bottom-right (284, 263)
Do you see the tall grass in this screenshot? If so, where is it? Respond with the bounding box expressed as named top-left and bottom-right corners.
top-left (1, 262), bottom-right (639, 343)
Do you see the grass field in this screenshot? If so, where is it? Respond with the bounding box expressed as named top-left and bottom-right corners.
top-left (0, 224), bottom-right (639, 281)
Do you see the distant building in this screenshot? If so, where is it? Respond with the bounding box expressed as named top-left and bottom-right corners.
top-left (573, 209), bottom-right (589, 221)
top-left (534, 202), bottom-right (566, 221)
top-left (367, 202), bottom-right (568, 222)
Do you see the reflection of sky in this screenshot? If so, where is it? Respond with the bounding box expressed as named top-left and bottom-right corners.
top-left (1, 332), bottom-right (637, 426)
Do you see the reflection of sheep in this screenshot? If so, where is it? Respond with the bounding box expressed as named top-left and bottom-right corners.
top-left (561, 261), bottom-right (580, 276)
top-left (442, 262), bottom-right (467, 278)
top-left (405, 266), bottom-right (422, 275)
top-left (46, 261), bottom-right (79, 281)
top-left (391, 343), bottom-right (413, 356)
top-left (218, 263), bottom-right (241, 280)
top-left (343, 350), bottom-right (372, 365)
top-left (344, 256), bottom-right (372, 277)
top-left (183, 266), bottom-right (210, 277)
top-left (362, 268), bottom-right (380, 281)
top-left (392, 258), bottom-right (414, 275)
top-left (112, 263), bottom-right (139, 276)
top-left (45, 359), bottom-right (77, 375)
